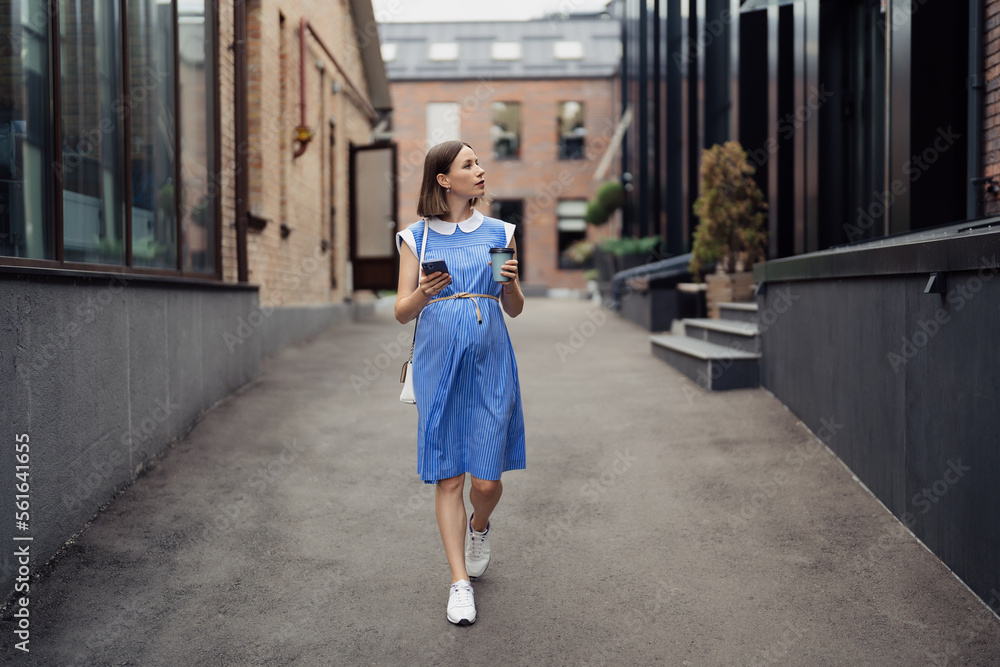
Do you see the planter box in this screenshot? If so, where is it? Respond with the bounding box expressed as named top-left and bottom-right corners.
top-left (617, 272), bottom-right (700, 331)
top-left (594, 247), bottom-right (617, 283)
top-left (705, 271), bottom-right (754, 318)
top-left (616, 254), bottom-right (647, 272)
top-left (620, 283), bottom-right (679, 331)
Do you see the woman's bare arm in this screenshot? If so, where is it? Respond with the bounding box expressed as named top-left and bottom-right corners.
top-left (394, 242), bottom-right (452, 324)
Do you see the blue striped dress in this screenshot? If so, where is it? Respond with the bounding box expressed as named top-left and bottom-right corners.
top-left (396, 210), bottom-right (526, 484)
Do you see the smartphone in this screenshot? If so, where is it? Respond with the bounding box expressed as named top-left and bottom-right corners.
top-left (421, 259), bottom-right (449, 276)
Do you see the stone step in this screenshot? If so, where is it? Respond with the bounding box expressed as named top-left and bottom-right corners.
top-left (649, 334), bottom-right (761, 391)
top-left (683, 318), bottom-right (760, 354)
top-left (718, 301), bottom-right (758, 323)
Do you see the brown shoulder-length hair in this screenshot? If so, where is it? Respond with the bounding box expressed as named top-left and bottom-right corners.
top-left (416, 140), bottom-right (490, 218)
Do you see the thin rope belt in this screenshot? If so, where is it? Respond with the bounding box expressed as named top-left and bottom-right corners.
top-left (426, 292), bottom-right (500, 324)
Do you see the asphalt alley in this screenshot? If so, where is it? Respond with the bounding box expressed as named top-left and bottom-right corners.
top-left (2, 298), bottom-right (999, 665)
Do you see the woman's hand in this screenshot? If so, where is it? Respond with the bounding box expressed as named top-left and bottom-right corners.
top-left (488, 258), bottom-right (519, 286)
top-left (420, 270), bottom-right (452, 298)
top-left (499, 259), bottom-right (519, 285)
top-left (396, 243), bottom-right (448, 323)
top-left (492, 241), bottom-right (523, 318)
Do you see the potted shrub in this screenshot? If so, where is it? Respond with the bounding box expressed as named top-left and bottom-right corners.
top-left (690, 141), bottom-right (768, 317)
top-left (560, 239), bottom-right (595, 269)
top-left (594, 240), bottom-right (619, 284)
top-left (603, 235), bottom-right (662, 272)
top-left (585, 181), bottom-right (625, 226)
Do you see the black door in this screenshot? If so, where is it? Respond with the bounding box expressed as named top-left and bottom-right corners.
top-left (350, 142), bottom-right (398, 290)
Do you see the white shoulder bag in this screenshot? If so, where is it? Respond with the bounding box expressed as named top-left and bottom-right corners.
top-left (399, 219), bottom-right (428, 405)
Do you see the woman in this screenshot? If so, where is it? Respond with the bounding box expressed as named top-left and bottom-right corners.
top-left (394, 141), bottom-right (526, 626)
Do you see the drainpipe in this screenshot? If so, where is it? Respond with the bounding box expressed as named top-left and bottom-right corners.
top-left (968, 0), bottom-right (985, 219)
top-left (234, 0), bottom-right (249, 282)
top-left (304, 21), bottom-right (379, 122)
top-left (294, 17), bottom-right (315, 158)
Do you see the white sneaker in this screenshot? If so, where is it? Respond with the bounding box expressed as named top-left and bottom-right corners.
top-left (465, 516), bottom-right (491, 580)
top-left (447, 579), bottom-right (476, 625)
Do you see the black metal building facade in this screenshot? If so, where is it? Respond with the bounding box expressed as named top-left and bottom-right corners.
top-left (619, 0), bottom-right (1000, 613)
top-left (619, 0), bottom-right (981, 255)
top-left (618, 0), bottom-right (740, 254)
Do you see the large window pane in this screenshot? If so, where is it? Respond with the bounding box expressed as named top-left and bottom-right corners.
top-left (60, 0), bottom-right (126, 264)
top-left (558, 101), bottom-right (585, 160)
top-left (491, 102), bottom-right (520, 160)
top-left (427, 102), bottom-right (459, 146)
top-left (557, 199), bottom-right (588, 269)
top-left (1, 0), bottom-right (54, 259)
top-left (178, 0), bottom-right (215, 272)
top-left (129, 0), bottom-right (176, 268)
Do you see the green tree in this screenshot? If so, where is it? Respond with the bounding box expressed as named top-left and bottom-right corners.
top-left (690, 142), bottom-right (768, 279)
top-left (585, 181), bottom-right (625, 225)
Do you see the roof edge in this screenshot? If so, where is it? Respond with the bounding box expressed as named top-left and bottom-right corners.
top-left (349, 0), bottom-right (393, 112)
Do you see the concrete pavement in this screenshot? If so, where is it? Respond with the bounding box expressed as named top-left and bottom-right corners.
top-left (2, 297), bottom-right (999, 665)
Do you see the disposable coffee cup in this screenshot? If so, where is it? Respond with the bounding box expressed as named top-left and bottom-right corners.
top-left (489, 247), bottom-right (514, 282)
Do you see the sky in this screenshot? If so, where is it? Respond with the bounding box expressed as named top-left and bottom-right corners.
top-left (371, 0), bottom-right (611, 23)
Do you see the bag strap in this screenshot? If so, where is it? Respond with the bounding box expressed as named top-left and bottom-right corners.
top-left (407, 218), bottom-right (429, 362)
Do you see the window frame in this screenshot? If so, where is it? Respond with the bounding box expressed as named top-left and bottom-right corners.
top-left (556, 199), bottom-right (589, 270)
top-left (428, 42), bottom-right (460, 62)
top-left (557, 101), bottom-right (586, 161)
top-left (426, 102), bottom-right (461, 146)
top-left (553, 40), bottom-right (584, 60)
top-left (491, 101), bottom-right (521, 161)
top-left (490, 42), bottom-right (522, 61)
top-left (0, 0), bottom-right (222, 279)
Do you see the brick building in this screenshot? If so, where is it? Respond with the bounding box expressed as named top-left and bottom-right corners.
top-left (0, 0), bottom-right (390, 603)
top-left (985, 0), bottom-right (1000, 215)
top-left (235, 0), bottom-right (392, 305)
top-left (379, 14), bottom-right (622, 292)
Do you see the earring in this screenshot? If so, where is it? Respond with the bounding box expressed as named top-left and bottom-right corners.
top-left (446, 188), bottom-right (450, 193)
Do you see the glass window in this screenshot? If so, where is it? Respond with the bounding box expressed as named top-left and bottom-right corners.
top-left (557, 200), bottom-right (588, 269)
top-left (491, 102), bottom-right (520, 160)
top-left (427, 102), bottom-right (460, 146)
top-left (553, 41), bottom-right (584, 60)
top-left (60, 0), bottom-right (126, 264)
top-left (179, 0), bottom-right (215, 272)
top-left (428, 42), bottom-right (459, 61)
top-left (558, 101), bottom-right (585, 160)
top-left (2, 0), bottom-right (216, 274)
top-left (380, 43), bottom-right (397, 62)
top-left (128, 0), bottom-right (177, 269)
top-left (1, 0), bottom-right (54, 259)
top-left (491, 42), bottom-right (521, 61)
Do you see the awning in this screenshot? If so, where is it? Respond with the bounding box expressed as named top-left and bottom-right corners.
top-left (593, 104), bottom-right (633, 182)
top-left (740, 0), bottom-right (799, 12)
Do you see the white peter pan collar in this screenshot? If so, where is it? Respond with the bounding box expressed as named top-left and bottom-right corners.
top-left (427, 209), bottom-right (484, 235)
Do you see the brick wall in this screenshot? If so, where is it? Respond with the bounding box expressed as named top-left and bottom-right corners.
top-left (390, 77), bottom-right (620, 291)
top-left (985, 0), bottom-right (1000, 217)
top-left (220, 0), bottom-right (375, 306)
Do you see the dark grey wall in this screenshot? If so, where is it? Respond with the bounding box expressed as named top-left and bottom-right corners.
top-left (258, 303), bottom-right (360, 359)
top-left (0, 275), bottom-right (262, 603)
top-left (758, 268), bottom-right (1000, 608)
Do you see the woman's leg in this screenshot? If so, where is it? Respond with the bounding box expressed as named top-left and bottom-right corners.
top-left (469, 477), bottom-right (503, 532)
top-left (435, 474), bottom-right (469, 583)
